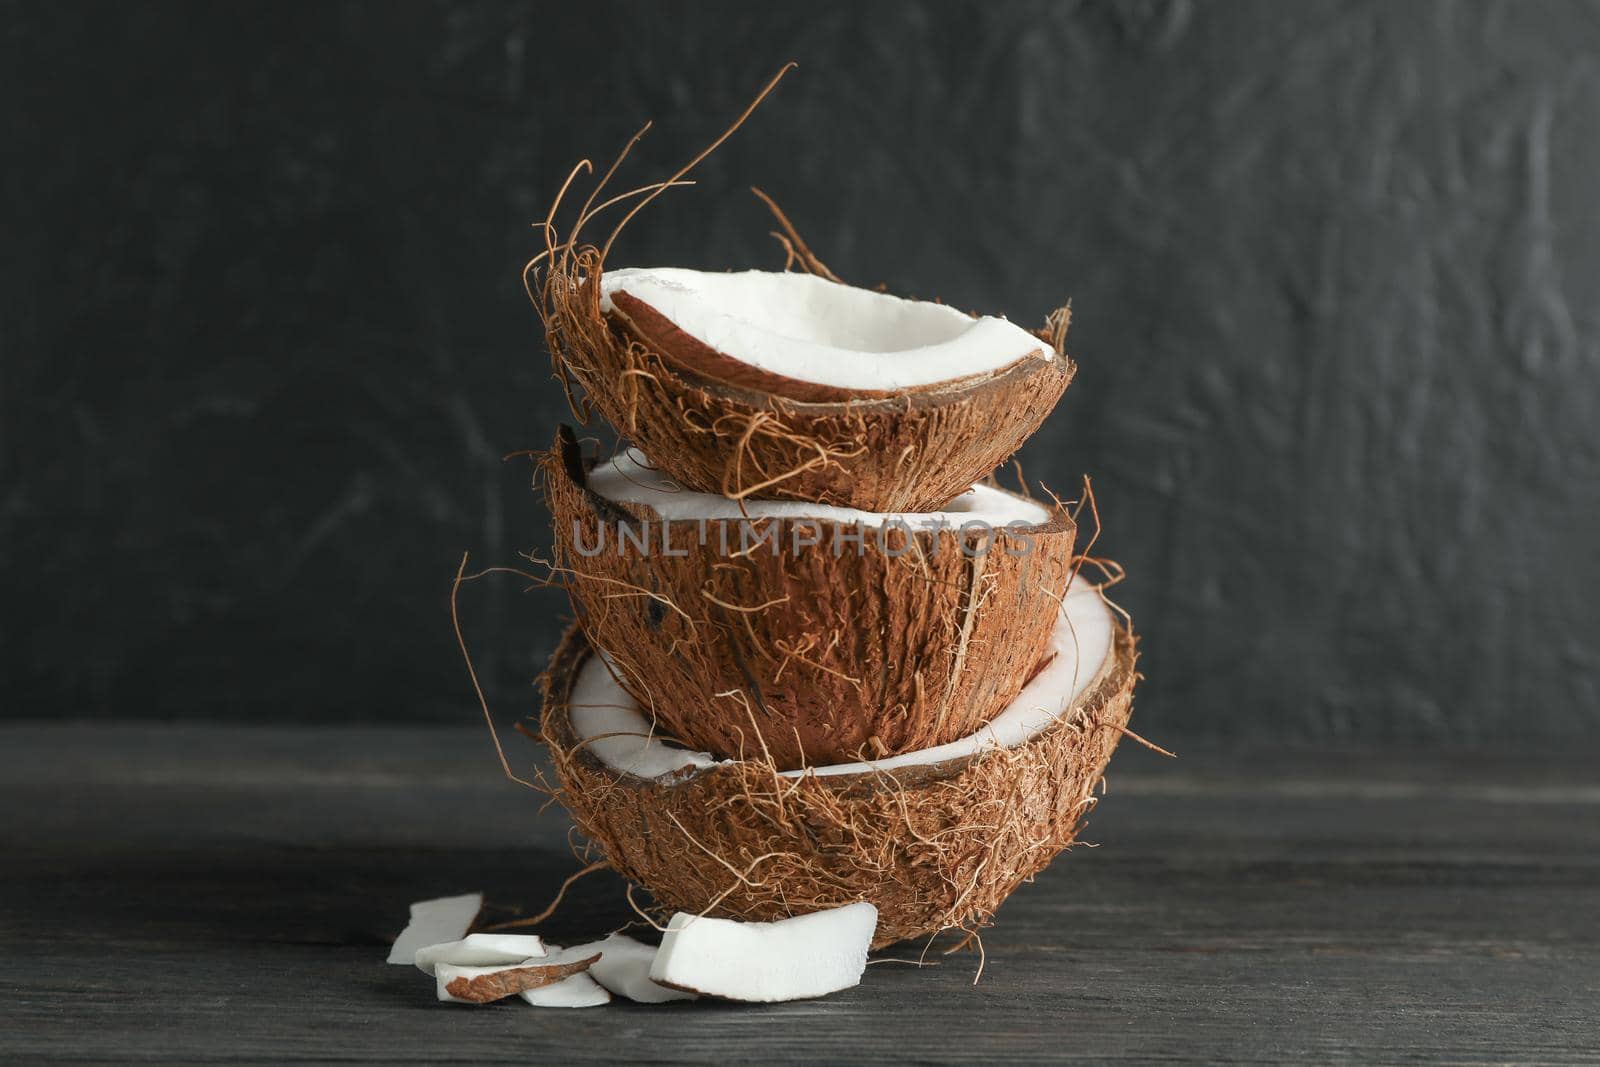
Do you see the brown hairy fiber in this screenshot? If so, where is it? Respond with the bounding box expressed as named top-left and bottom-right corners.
top-left (542, 427), bottom-right (1077, 769)
top-left (539, 245), bottom-right (1074, 511)
top-left (538, 619), bottom-right (1138, 950)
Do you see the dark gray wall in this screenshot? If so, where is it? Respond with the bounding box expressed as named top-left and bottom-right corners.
top-left (5, 0), bottom-right (1598, 739)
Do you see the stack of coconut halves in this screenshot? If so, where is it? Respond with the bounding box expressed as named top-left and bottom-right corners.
top-left (529, 204), bottom-right (1141, 955)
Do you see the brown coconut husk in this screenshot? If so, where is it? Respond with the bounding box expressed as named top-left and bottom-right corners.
top-left (542, 426), bottom-right (1077, 769)
top-left (538, 618), bottom-right (1138, 950)
top-left (524, 66), bottom-right (1076, 512)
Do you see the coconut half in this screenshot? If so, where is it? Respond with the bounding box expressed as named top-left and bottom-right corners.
top-left (538, 575), bottom-right (1138, 949)
top-left (648, 903), bottom-right (877, 1002)
top-left (544, 428), bottom-right (1077, 769)
top-left (542, 253), bottom-right (1073, 511)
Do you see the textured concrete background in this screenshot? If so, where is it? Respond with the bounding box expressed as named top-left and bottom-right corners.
top-left (5, 1), bottom-right (1598, 739)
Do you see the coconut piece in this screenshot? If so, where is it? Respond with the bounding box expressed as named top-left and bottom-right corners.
top-left (519, 971), bottom-right (611, 1008)
top-left (576, 933), bottom-right (696, 1003)
top-left (544, 428), bottom-right (1076, 769)
top-left (600, 268), bottom-right (1050, 396)
top-left (648, 904), bottom-right (877, 1002)
top-left (538, 579), bottom-right (1139, 949)
top-left (539, 249), bottom-right (1073, 512)
top-left (386, 892), bottom-right (482, 965)
top-left (435, 947), bottom-right (602, 1004)
top-left (412, 933), bottom-right (547, 976)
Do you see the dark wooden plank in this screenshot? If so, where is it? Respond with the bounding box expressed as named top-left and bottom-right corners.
top-left (3, 726), bottom-right (1598, 1064)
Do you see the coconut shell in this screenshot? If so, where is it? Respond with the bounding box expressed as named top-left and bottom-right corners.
top-left (539, 247), bottom-right (1074, 512)
top-left (538, 620), bottom-right (1138, 950)
top-left (543, 427), bottom-right (1077, 770)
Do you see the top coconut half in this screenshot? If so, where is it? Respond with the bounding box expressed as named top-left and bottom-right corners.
top-left (544, 260), bottom-right (1074, 512)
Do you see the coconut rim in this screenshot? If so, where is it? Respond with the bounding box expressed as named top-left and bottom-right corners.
top-left (551, 425), bottom-right (1076, 540)
top-left (597, 268), bottom-right (1063, 402)
top-left (540, 591), bottom-right (1134, 796)
top-left (598, 291), bottom-right (1075, 410)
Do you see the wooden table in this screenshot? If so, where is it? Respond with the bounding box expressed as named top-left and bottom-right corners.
top-left (4, 725), bottom-right (1596, 1064)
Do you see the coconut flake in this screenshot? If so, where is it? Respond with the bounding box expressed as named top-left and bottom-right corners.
top-left (386, 892), bottom-right (483, 965)
top-left (647, 903), bottom-right (877, 1002)
top-left (412, 933), bottom-right (547, 976)
top-left (569, 571), bottom-right (1114, 781)
top-left (588, 448), bottom-right (1050, 529)
top-left (435, 946), bottom-right (601, 1004)
top-left (573, 934), bottom-right (696, 1003)
top-left (600, 268), bottom-right (1050, 392)
top-left (519, 971), bottom-right (611, 1008)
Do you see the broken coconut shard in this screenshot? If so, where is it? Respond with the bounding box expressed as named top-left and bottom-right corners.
top-left (395, 919), bottom-right (695, 1007)
top-left (648, 903), bottom-right (877, 1002)
top-left (412, 933), bottom-right (547, 976)
top-left (544, 428), bottom-right (1077, 769)
top-left (385, 892), bottom-right (483, 966)
top-left (580, 933), bottom-right (696, 1003)
top-left (520, 970), bottom-right (611, 1008)
top-left (538, 574), bottom-right (1137, 949)
top-left (435, 947), bottom-right (602, 1004)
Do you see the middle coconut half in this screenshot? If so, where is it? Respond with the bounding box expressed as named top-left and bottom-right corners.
top-left (543, 426), bottom-right (1076, 769)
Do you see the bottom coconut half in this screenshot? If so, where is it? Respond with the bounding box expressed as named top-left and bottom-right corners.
top-left (538, 574), bottom-right (1139, 949)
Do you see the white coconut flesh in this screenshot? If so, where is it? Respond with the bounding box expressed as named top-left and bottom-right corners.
top-left (573, 933), bottom-right (697, 1003)
top-left (386, 892), bottom-right (483, 965)
top-left (587, 449), bottom-right (1051, 529)
top-left (519, 971), bottom-right (611, 1008)
top-left (412, 933), bottom-right (547, 976)
top-left (599, 268), bottom-right (1052, 392)
top-left (568, 569), bottom-right (1115, 781)
top-left (648, 903), bottom-right (878, 1002)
